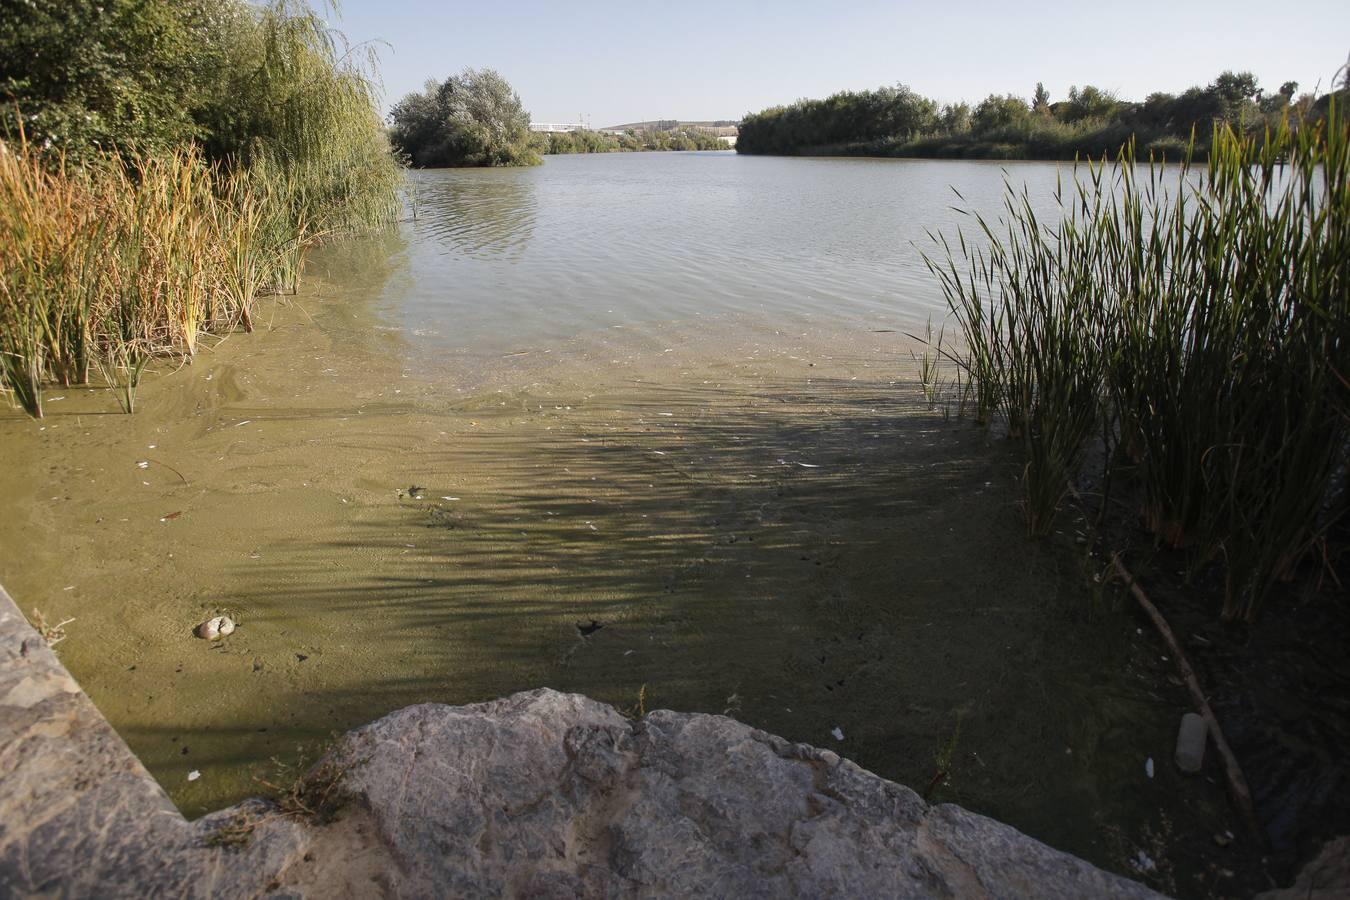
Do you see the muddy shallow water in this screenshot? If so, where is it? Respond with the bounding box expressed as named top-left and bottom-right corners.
top-left (0, 153), bottom-right (1247, 893)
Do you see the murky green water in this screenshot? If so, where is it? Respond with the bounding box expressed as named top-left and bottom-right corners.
top-left (0, 152), bottom-right (1227, 890)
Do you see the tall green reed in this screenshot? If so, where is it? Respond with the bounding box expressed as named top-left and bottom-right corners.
top-left (927, 108), bottom-right (1349, 619)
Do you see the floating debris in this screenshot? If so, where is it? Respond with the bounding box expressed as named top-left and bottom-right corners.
top-left (32, 608), bottom-right (75, 645)
top-left (1129, 850), bottom-right (1157, 874)
top-left (1145, 757), bottom-right (1155, 779)
top-left (831, 726), bottom-right (845, 741)
top-left (187, 770), bottom-right (201, 782)
top-left (577, 619), bottom-right (604, 637)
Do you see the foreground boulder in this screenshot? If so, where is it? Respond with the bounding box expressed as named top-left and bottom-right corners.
top-left (2, 585), bottom-right (1161, 898)
top-left (313, 693), bottom-right (1160, 898)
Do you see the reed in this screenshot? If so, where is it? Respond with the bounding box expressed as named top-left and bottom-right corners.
top-left (909, 317), bottom-right (945, 410)
top-left (0, 2), bottom-right (403, 418)
top-left (0, 139), bottom-right (104, 417)
top-left (0, 138), bottom-right (396, 417)
top-left (928, 107), bottom-right (1350, 618)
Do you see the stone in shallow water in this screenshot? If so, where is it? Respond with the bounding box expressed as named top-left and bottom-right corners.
top-left (194, 616), bottom-right (235, 640)
top-left (1175, 711), bottom-right (1208, 774)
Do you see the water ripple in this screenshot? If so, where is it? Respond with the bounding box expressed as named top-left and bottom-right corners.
top-left (389, 153), bottom-right (1072, 357)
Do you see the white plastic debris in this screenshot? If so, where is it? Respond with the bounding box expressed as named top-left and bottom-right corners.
top-left (1129, 850), bottom-right (1157, 874)
top-left (187, 770), bottom-right (201, 782)
top-left (195, 616), bottom-right (236, 640)
top-left (1145, 757), bottom-right (1155, 779)
top-left (831, 726), bottom-right (845, 741)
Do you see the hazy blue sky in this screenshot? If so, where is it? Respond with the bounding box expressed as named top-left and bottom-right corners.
top-left (328, 0), bottom-right (1350, 126)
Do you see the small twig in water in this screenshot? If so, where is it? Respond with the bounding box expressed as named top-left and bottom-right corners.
top-left (31, 608), bottom-right (75, 645)
top-left (142, 457), bottom-right (189, 485)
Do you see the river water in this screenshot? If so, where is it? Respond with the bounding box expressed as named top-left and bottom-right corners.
top-left (0, 152), bottom-right (1219, 889)
top-left (386, 151), bottom-right (1070, 361)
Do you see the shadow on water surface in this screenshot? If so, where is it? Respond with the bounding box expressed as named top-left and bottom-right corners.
top-left (136, 373), bottom-right (1209, 886)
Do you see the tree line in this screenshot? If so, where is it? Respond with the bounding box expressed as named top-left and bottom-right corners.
top-left (737, 71), bottom-right (1346, 158)
top-left (388, 69), bottom-right (727, 167)
top-left (541, 127), bottom-right (725, 155)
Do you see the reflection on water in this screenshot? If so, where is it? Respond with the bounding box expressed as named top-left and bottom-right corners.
top-left (381, 153), bottom-right (1073, 362)
top-left (413, 169), bottom-right (537, 258)
top-left (304, 228), bottom-right (415, 358)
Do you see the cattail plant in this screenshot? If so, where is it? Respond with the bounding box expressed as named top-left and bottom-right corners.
top-left (928, 106), bottom-right (1349, 619)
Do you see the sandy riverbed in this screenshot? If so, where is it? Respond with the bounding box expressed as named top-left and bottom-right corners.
top-left (0, 252), bottom-right (1240, 892)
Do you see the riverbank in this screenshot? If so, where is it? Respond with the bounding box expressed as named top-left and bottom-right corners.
top-left (734, 74), bottom-right (1338, 161)
top-left (4, 150), bottom-right (1345, 898)
top-left (737, 137), bottom-right (1181, 161)
top-left (0, 253), bottom-right (1264, 896)
top-left (0, 584), bottom-right (1170, 898)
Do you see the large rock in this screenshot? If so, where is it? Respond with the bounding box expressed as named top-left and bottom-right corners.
top-left (1, 583), bottom-right (1163, 898)
top-left (321, 692), bottom-right (1160, 898)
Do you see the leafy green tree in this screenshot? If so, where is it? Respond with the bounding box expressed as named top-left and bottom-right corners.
top-left (737, 83), bottom-right (936, 153)
top-left (939, 103), bottom-right (972, 133)
top-left (1210, 70), bottom-right (1260, 123)
top-left (0, 0), bottom-right (227, 156)
top-left (389, 67), bottom-right (538, 167)
top-left (0, 0), bottom-right (399, 231)
top-left (1060, 85), bottom-right (1117, 123)
top-left (1260, 80), bottom-right (1299, 114)
top-left (1033, 82), bottom-right (1051, 113)
top-left (971, 94), bottom-right (1031, 135)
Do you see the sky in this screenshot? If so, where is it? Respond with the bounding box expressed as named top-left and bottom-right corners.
top-left (326, 0), bottom-right (1350, 127)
